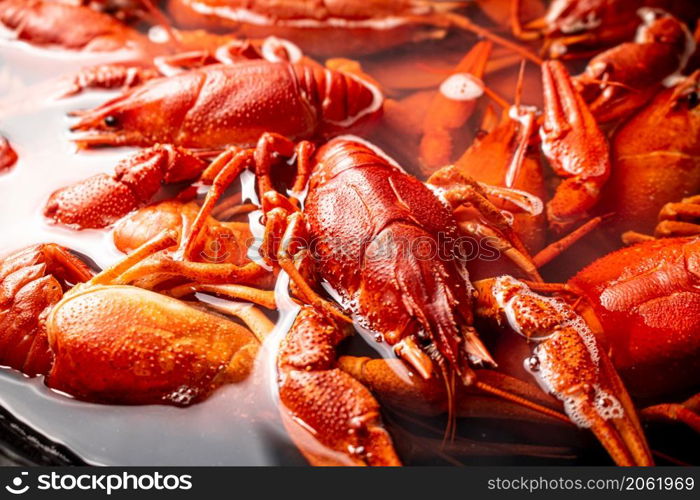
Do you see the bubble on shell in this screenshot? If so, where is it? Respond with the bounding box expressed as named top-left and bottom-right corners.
top-left (167, 385), bottom-right (197, 406)
top-left (524, 354), bottom-right (540, 372)
top-left (594, 389), bottom-right (624, 420)
top-left (490, 276), bottom-right (626, 428)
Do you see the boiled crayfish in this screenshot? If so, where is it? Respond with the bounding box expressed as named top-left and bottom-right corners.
top-left (0, 0), bottom-right (156, 52)
top-left (70, 60), bottom-right (383, 148)
top-left (166, 0), bottom-right (543, 63)
top-left (0, 225), bottom-right (275, 405)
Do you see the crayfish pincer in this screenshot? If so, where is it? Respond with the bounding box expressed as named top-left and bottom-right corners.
top-left (44, 145), bottom-right (207, 229)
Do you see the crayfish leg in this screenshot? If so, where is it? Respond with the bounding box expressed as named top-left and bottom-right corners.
top-left (434, 174), bottom-right (542, 281)
top-left (338, 356), bottom-right (568, 425)
top-left (642, 396), bottom-right (700, 435)
top-left (654, 195), bottom-right (700, 238)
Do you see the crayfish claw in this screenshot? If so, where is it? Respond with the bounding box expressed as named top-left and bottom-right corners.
top-left (278, 307), bottom-right (401, 466)
top-left (540, 60), bottom-right (611, 233)
top-left (474, 276), bottom-right (653, 466)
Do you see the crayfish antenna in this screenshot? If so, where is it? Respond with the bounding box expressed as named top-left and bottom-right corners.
top-left (439, 366), bottom-right (458, 445)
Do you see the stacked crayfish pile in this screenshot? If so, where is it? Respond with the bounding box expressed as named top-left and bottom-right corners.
top-left (0, 0), bottom-right (699, 466)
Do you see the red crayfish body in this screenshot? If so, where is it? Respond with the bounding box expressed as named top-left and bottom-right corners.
top-left (304, 139), bottom-right (484, 383)
top-left (70, 61), bottom-right (383, 149)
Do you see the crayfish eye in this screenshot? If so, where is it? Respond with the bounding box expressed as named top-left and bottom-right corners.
top-left (686, 91), bottom-right (699, 110)
top-left (103, 115), bottom-right (119, 127)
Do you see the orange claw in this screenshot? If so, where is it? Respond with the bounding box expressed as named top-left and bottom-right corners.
top-left (474, 276), bottom-right (653, 466)
top-left (278, 306), bottom-right (401, 466)
top-left (44, 231), bottom-right (262, 405)
top-left (419, 40), bottom-right (493, 174)
top-left (44, 146), bottom-right (206, 229)
top-left (540, 60), bottom-right (611, 233)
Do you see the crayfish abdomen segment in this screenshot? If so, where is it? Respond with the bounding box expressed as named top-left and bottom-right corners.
top-left (292, 64), bottom-right (383, 136)
top-left (0, 244), bottom-right (92, 376)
